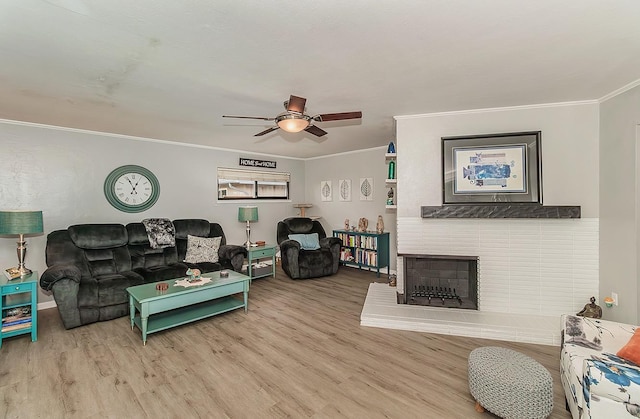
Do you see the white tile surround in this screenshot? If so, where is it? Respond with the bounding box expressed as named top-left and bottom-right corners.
top-left (359, 217), bottom-right (598, 346)
top-left (361, 282), bottom-right (562, 346)
top-left (397, 217), bottom-right (599, 317)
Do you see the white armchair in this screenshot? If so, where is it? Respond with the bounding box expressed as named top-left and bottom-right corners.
top-left (561, 314), bottom-right (640, 418)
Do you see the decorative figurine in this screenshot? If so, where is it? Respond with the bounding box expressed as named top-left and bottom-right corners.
top-left (376, 215), bottom-right (384, 233)
top-left (344, 218), bottom-right (349, 231)
top-left (388, 160), bottom-right (396, 180)
top-left (387, 187), bottom-right (394, 205)
top-left (186, 268), bottom-right (201, 282)
top-left (358, 217), bottom-right (368, 232)
top-left (576, 296), bottom-right (602, 319)
top-left (388, 274), bottom-right (397, 287)
top-left (387, 141), bottom-right (396, 154)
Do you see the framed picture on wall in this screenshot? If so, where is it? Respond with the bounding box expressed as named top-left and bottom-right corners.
top-left (321, 180), bottom-right (332, 201)
top-left (359, 177), bottom-right (374, 201)
top-left (442, 131), bottom-right (542, 204)
top-left (338, 179), bottom-right (351, 201)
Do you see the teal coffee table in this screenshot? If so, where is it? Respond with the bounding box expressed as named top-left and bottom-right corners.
top-left (126, 270), bottom-right (249, 345)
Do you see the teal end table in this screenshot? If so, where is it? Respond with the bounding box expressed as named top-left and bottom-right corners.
top-left (1, 271), bottom-right (38, 348)
top-left (246, 244), bottom-right (277, 280)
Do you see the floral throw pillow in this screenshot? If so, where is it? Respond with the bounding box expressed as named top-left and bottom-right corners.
top-left (184, 235), bottom-right (221, 263)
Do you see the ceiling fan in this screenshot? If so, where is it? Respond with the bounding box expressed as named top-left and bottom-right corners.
top-left (223, 95), bottom-right (362, 137)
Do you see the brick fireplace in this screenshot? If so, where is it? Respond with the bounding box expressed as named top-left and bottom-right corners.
top-left (400, 254), bottom-right (478, 310)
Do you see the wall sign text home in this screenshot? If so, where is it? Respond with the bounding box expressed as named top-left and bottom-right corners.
top-left (239, 158), bottom-right (276, 169)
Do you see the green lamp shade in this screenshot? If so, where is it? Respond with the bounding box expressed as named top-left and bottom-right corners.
top-left (0, 210), bottom-right (44, 235)
top-left (238, 206), bottom-right (258, 222)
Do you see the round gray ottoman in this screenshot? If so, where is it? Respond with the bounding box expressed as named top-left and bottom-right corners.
top-left (468, 346), bottom-right (553, 419)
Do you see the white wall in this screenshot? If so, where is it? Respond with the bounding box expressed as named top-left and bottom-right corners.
top-left (0, 120), bottom-right (305, 305)
top-left (394, 102), bottom-right (601, 316)
top-left (304, 147), bottom-right (397, 272)
top-left (600, 84), bottom-right (640, 324)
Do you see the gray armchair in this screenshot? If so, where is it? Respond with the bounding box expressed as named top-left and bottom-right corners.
top-left (276, 217), bottom-right (341, 279)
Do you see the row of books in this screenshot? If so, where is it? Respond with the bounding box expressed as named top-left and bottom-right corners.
top-left (334, 233), bottom-right (379, 250)
top-left (2, 306), bottom-right (32, 332)
top-left (2, 321), bottom-right (32, 332)
top-left (340, 248), bottom-right (379, 267)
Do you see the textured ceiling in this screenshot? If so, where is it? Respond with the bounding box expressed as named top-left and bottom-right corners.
top-left (1, 0), bottom-right (640, 158)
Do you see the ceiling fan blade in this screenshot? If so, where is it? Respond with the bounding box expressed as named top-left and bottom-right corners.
top-left (286, 95), bottom-right (307, 114)
top-left (304, 125), bottom-right (328, 137)
top-left (223, 115), bottom-right (274, 121)
top-left (315, 111), bottom-right (362, 122)
top-left (254, 127), bottom-right (280, 136)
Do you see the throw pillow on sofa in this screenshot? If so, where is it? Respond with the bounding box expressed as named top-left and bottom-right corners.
top-left (184, 235), bottom-right (221, 263)
top-left (617, 328), bottom-right (640, 365)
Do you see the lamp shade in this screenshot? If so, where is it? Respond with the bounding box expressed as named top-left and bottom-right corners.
top-left (238, 206), bottom-right (258, 222)
top-left (0, 210), bottom-right (44, 235)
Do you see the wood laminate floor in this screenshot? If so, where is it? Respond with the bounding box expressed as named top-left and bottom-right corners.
top-left (0, 267), bottom-right (570, 419)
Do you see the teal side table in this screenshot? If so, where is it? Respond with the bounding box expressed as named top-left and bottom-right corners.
top-left (1, 271), bottom-right (38, 347)
top-left (246, 244), bottom-right (277, 280)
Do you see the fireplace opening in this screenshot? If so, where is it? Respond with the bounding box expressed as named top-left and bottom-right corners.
top-left (400, 254), bottom-right (478, 310)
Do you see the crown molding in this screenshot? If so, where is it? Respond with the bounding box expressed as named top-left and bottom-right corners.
top-left (0, 118), bottom-right (304, 160)
top-left (304, 145), bottom-right (387, 161)
top-left (394, 100), bottom-right (598, 120)
top-left (598, 78), bottom-right (640, 103)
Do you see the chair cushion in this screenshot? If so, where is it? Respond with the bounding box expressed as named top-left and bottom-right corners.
top-left (284, 217), bottom-right (314, 233)
top-left (288, 233), bottom-right (321, 250)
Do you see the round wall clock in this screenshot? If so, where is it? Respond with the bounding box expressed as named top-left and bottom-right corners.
top-left (104, 165), bottom-right (160, 213)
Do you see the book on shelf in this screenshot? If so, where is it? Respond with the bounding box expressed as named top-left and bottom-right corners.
top-left (2, 317), bottom-right (32, 327)
top-left (2, 306), bottom-right (31, 320)
top-left (2, 322), bottom-right (31, 332)
top-left (4, 267), bottom-right (21, 280)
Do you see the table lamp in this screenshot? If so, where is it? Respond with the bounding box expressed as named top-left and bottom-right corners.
top-left (238, 206), bottom-right (258, 248)
top-left (0, 210), bottom-right (44, 277)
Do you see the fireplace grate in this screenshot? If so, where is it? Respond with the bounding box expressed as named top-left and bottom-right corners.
top-left (409, 285), bottom-right (462, 306)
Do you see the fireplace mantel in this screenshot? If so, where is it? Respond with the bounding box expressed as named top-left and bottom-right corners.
top-left (420, 204), bottom-right (580, 219)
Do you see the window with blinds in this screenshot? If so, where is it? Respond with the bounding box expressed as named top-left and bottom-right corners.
top-left (217, 168), bottom-right (290, 200)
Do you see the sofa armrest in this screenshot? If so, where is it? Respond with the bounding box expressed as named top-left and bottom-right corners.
top-left (40, 264), bottom-right (82, 291)
top-left (562, 314), bottom-right (636, 352)
top-left (584, 355), bottom-right (640, 416)
top-left (218, 244), bottom-right (248, 272)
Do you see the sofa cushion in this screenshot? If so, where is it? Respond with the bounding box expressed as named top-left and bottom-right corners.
top-left (185, 261), bottom-right (223, 273)
top-left (127, 223), bottom-right (180, 269)
top-left (77, 271), bottom-right (144, 308)
top-left (184, 235), bottom-right (221, 263)
top-left (174, 219), bottom-right (227, 262)
top-left (69, 224), bottom-right (128, 249)
top-left (134, 263), bottom-right (189, 283)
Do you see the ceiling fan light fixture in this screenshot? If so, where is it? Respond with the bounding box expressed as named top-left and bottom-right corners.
top-left (276, 114), bottom-right (310, 133)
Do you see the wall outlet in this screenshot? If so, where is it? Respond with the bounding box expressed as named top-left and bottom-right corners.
top-left (612, 292), bottom-right (619, 306)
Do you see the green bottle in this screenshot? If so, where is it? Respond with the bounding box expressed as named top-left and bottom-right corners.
top-left (388, 160), bottom-right (396, 180)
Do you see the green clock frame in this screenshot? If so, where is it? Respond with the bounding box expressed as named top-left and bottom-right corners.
top-left (104, 165), bottom-right (160, 213)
